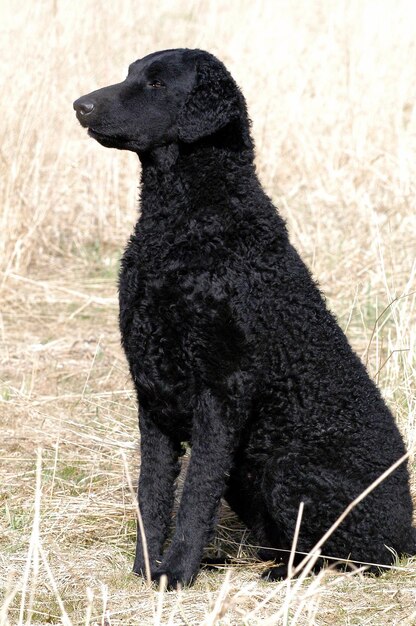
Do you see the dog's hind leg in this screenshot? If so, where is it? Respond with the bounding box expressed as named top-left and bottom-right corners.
top-left (259, 452), bottom-right (397, 580)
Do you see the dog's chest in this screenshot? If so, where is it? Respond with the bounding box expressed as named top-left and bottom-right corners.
top-left (119, 249), bottom-right (208, 427)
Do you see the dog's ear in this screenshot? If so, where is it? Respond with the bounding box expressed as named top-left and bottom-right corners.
top-left (178, 54), bottom-right (246, 144)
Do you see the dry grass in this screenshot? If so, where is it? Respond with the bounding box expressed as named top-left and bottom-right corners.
top-left (1, 0), bottom-right (415, 624)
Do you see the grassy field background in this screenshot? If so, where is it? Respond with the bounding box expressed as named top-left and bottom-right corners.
top-left (0, 0), bottom-right (415, 624)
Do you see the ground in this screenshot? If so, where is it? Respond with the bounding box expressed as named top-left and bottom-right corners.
top-left (0, 1), bottom-right (415, 624)
top-left (1, 263), bottom-right (415, 625)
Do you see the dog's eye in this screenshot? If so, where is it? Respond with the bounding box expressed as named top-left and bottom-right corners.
top-left (149, 79), bottom-right (165, 88)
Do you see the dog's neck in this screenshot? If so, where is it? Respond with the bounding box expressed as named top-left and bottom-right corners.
top-left (132, 139), bottom-right (288, 258)
top-left (137, 141), bottom-right (257, 222)
top-left (138, 143), bottom-right (181, 172)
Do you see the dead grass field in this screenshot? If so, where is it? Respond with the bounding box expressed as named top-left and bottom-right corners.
top-left (0, 0), bottom-right (415, 624)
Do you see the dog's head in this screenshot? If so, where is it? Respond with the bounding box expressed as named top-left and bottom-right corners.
top-left (73, 49), bottom-right (251, 154)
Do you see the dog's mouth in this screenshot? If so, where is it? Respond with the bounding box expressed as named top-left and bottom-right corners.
top-left (87, 127), bottom-right (130, 148)
top-left (88, 128), bottom-right (119, 140)
top-left (80, 122), bottom-right (142, 152)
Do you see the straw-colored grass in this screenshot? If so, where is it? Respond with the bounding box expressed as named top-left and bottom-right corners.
top-left (0, 0), bottom-right (415, 624)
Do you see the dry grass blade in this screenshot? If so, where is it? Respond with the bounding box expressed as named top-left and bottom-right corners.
top-left (18, 449), bottom-right (42, 626)
top-left (84, 587), bottom-right (94, 626)
top-left (154, 575), bottom-right (167, 626)
top-left (204, 569), bottom-right (233, 626)
top-left (37, 545), bottom-right (72, 626)
top-left (283, 502), bottom-right (304, 625)
top-left (120, 451), bottom-right (152, 588)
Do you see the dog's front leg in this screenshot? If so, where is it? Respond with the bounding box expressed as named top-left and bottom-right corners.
top-left (133, 407), bottom-right (182, 579)
top-left (154, 391), bottom-right (236, 588)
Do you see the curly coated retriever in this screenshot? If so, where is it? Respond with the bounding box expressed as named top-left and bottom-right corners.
top-left (74, 48), bottom-right (415, 588)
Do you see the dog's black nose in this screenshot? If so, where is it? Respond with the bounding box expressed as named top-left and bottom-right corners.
top-left (73, 99), bottom-right (95, 116)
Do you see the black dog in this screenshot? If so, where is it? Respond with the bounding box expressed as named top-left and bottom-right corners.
top-left (74, 49), bottom-right (415, 588)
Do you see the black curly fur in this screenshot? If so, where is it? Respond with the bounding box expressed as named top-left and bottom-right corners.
top-left (74, 48), bottom-right (415, 589)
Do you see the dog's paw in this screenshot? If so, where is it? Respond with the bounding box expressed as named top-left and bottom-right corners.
top-left (261, 564), bottom-right (290, 581)
top-left (152, 568), bottom-right (189, 590)
top-left (152, 561), bottom-right (199, 590)
top-left (152, 554), bottom-right (199, 590)
top-left (132, 556), bottom-right (162, 580)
